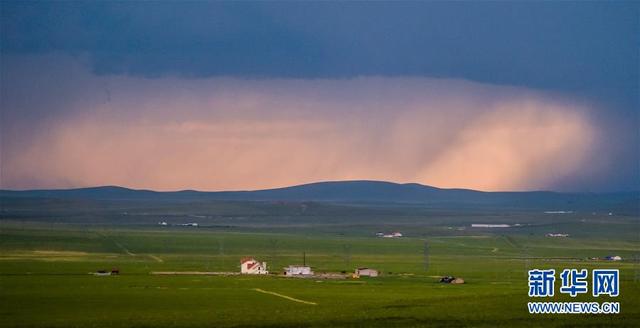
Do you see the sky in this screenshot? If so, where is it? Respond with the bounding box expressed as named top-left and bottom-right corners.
top-left (1, 1), bottom-right (638, 192)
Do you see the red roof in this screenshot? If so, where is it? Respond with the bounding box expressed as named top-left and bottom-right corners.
top-left (241, 257), bottom-right (255, 264)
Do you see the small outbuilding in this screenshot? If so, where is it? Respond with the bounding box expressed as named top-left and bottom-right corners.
top-left (377, 231), bottom-right (403, 238)
top-left (284, 265), bottom-right (313, 276)
top-left (355, 268), bottom-right (379, 277)
top-left (546, 233), bottom-right (569, 237)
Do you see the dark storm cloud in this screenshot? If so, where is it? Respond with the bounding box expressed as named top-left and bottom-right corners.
top-left (2, 2), bottom-right (637, 100)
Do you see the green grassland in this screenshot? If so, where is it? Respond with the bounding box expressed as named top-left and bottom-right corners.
top-left (1, 215), bottom-right (639, 327)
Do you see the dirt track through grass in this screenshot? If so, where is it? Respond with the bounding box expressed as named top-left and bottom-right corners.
top-left (148, 254), bottom-right (163, 262)
top-left (252, 288), bottom-right (318, 305)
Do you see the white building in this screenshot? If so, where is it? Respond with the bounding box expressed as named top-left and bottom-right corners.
top-left (379, 231), bottom-right (403, 238)
top-left (284, 265), bottom-right (313, 276)
top-left (471, 224), bottom-right (510, 228)
top-left (546, 233), bottom-right (569, 237)
top-left (355, 268), bottom-right (379, 277)
top-left (240, 257), bottom-right (268, 274)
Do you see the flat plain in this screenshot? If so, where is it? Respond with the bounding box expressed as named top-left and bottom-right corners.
top-left (0, 195), bottom-right (638, 327)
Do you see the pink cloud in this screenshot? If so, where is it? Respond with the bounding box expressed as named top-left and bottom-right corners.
top-left (1, 56), bottom-right (602, 191)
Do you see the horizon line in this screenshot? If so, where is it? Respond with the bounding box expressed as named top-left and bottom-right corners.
top-left (1, 179), bottom-right (638, 194)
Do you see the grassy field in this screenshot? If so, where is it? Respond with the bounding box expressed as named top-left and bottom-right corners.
top-left (1, 218), bottom-right (638, 327)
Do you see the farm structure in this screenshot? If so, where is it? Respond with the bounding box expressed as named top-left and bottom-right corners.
top-left (546, 233), bottom-right (569, 237)
top-left (240, 257), bottom-right (268, 274)
top-left (355, 268), bottom-right (379, 277)
top-left (471, 224), bottom-right (510, 228)
top-left (377, 231), bottom-right (403, 238)
top-left (284, 265), bottom-right (313, 276)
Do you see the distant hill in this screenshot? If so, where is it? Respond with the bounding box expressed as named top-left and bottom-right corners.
top-left (1, 180), bottom-right (638, 212)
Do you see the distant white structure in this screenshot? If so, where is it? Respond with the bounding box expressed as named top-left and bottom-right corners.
top-left (180, 223), bottom-right (198, 227)
top-left (158, 221), bottom-right (168, 226)
top-left (544, 211), bottom-right (573, 214)
top-left (284, 265), bottom-right (313, 276)
top-left (471, 224), bottom-right (510, 228)
top-left (94, 271), bottom-right (111, 276)
top-left (605, 255), bottom-right (622, 261)
top-left (240, 257), bottom-right (268, 274)
top-left (546, 233), bottom-right (569, 237)
top-left (378, 231), bottom-right (403, 238)
top-left (355, 268), bottom-right (379, 277)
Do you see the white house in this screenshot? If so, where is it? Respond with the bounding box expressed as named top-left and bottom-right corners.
top-left (355, 268), bottom-right (379, 277)
top-left (284, 265), bottom-right (313, 276)
top-left (240, 257), bottom-right (268, 274)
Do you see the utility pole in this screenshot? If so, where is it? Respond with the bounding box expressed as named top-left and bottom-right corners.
top-left (634, 254), bottom-right (639, 283)
top-left (524, 244), bottom-right (530, 278)
top-left (269, 239), bottom-right (278, 268)
top-left (343, 244), bottom-right (352, 267)
top-left (218, 238), bottom-right (225, 270)
top-left (423, 240), bottom-right (429, 272)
